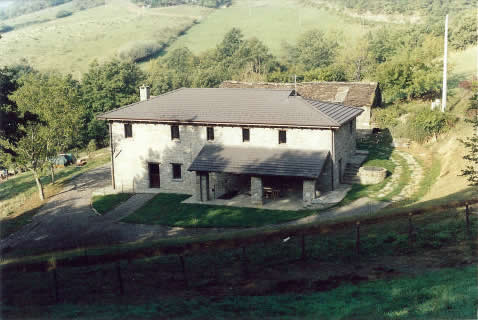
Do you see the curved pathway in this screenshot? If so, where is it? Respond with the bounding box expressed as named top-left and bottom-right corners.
top-left (372, 149), bottom-right (424, 203)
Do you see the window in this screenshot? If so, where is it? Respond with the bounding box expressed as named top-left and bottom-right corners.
top-left (207, 127), bottom-right (214, 141)
top-left (349, 121), bottom-right (353, 134)
top-left (171, 125), bottom-right (180, 140)
top-left (172, 163), bottom-right (182, 180)
top-left (278, 130), bottom-right (287, 144)
top-left (242, 128), bottom-right (250, 142)
top-left (124, 123), bottom-right (132, 138)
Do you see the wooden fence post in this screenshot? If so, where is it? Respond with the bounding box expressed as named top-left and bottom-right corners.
top-left (465, 203), bottom-right (470, 234)
top-left (241, 247), bottom-right (248, 277)
top-left (116, 261), bottom-right (124, 296)
top-left (301, 234), bottom-right (306, 260)
top-left (355, 221), bottom-right (360, 255)
top-left (179, 255), bottom-right (187, 286)
top-left (408, 213), bottom-right (413, 246)
top-left (52, 269), bottom-right (59, 303)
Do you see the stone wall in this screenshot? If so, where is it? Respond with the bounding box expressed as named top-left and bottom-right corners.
top-left (111, 122), bottom-right (334, 194)
top-left (333, 119), bottom-right (357, 187)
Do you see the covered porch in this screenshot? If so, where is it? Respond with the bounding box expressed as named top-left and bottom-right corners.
top-left (188, 144), bottom-right (334, 208)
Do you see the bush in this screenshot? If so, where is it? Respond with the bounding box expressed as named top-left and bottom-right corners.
top-left (87, 139), bottom-right (97, 155)
top-left (373, 105), bottom-right (405, 129)
top-left (394, 109), bottom-right (455, 143)
top-left (118, 40), bottom-right (164, 62)
top-left (55, 10), bottom-right (72, 18)
top-left (0, 24), bottom-right (14, 33)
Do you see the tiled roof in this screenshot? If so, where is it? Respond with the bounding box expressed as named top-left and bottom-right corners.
top-left (220, 81), bottom-right (381, 107)
top-left (188, 144), bottom-right (330, 178)
top-left (97, 88), bottom-right (362, 128)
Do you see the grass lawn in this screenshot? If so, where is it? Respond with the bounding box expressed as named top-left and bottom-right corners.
top-left (91, 193), bottom-right (133, 214)
top-left (122, 193), bottom-right (317, 228)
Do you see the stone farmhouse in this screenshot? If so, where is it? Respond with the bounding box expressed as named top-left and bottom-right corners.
top-left (98, 86), bottom-right (363, 206)
top-left (220, 81), bottom-right (381, 133)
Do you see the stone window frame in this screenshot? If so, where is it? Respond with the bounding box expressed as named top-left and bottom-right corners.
top-left (124, 123), bottom-right (133, 138)
top-left (171, 125), bottom-right (180, 141)
top-left (278, 129), bottom-right (287, 144)
top-left (242, 128), bottom-right (250, 142)
top-left (206, 127), bottom-right (214, 141)
top-left (171, 163), bottom-right (182, 180)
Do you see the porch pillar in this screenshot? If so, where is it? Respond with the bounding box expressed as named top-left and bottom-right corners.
top-left (251, 176), bottom-right (263, 205)
top-left (303, 179), bottom-right (316, 206)
top-left (195, 172), bottom-right (202, 201)
top-left (200, 172), bottom-right (210, 201)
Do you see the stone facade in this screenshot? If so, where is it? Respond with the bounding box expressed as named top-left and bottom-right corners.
top-left (110, 119), bottom-right (357, 204)
top-left (251, 176), bottom-right (264, 205)
top-left (302, 179), bottom-right (316, 206)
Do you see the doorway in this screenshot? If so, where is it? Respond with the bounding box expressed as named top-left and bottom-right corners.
top-left (148, 163), bottom-right (160, 188)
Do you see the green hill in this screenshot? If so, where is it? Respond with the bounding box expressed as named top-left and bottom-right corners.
top-left (165, 0), bottom-right (368, 57)
top-left (0, 0), bottom-right (212, 74)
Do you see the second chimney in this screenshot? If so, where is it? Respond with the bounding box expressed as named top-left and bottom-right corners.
top-left (140, 85), bottom-right (150, 101)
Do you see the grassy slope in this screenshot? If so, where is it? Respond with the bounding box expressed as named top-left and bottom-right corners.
top-left (0, 148), bottom-right (110, 238)
top-left (0, 0), bottom-right (211, 74)
top-left (158, 0), bottom-right (368, 57)
top-left (2, 209), bottom-right (476, 319)
top-left (122, 193), bottom-right (317, 228)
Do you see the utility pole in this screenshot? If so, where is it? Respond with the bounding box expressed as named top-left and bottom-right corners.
top-left (441, 14), bottom-right (449, 113)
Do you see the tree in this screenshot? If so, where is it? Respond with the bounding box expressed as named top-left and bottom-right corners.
top-left (0, 65), bottom-right (36, 164)
top-left (283, 29), bottom-right (339, 71)
top-left (8, 73), bottom-right (82, 199)
top-left (80, 59), bottom-right (146, 146)
top-left (461, 87), bottom-right (478, 185)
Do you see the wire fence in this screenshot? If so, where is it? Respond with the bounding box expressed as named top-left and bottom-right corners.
top-left (1, 200), bottom-right (477, 307)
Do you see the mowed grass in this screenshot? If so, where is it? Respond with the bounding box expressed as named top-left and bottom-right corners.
top-left (165, 0), bottom-right (369, 56)
top-left (91, 193), bottom-right (133, 214)
top-left (0, 0), bottom-right (212, 73)
top-left (122, 193), bottom-right (316, 227)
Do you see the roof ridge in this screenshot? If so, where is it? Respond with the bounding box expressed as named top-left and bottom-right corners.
top-left (97, 87), bottom-right (186, 119)
top-left (293, 96), bottom-right (340, 127)
top-left (222, 80), bottom-right (378, 86)
top-left (305, 98), bottom-right (364, 111)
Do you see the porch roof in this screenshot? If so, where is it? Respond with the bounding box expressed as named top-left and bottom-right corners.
top-left (188, 144), bottom-right (330, 178)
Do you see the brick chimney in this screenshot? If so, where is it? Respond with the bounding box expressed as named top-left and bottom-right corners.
top-left (140, 85), bottom-right (150, 101)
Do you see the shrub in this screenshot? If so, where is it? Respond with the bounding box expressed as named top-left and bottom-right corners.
top-left (55, 10), bottom-right (72, 18)
top-left (87, 139), bottom-right (97, 155)
top-left (373, 105), bottom-right (405, 129)
top-left (0, 24), bottom-right (14, 33)
top-left (394, 109), bottom-right (455, 143)
top-left (118, 40), bottom-right (164, 62)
